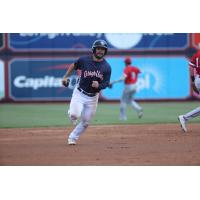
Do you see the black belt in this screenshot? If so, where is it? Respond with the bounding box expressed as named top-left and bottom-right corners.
top-left (77, 87), bottom-right (97, 97)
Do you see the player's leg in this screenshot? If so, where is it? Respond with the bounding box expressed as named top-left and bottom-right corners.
top-left (184, 107), bottom-right (200, 119)
top-left (120, 101), bottom-right (127, 120)
top-left (80, 100), bottom-right (98, 132)
top-left (120, 89), bottom-right (127, 120)
top-left (178, 76), bottom-right (200, 132)
top-left (67, 92), bottom-right (83, 125)
top-left (178, 106), bottom-right (200, 132)
top-left (129, 92), bottom-right (143, 119)
top-left (131, 100), bottom-right (143, 118)
top-left (127, 87), bottom-right (143, 118)
top-left (68, 95), bottom-right (98, 144)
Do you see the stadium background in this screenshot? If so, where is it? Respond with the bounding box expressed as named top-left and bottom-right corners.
top-left (0, 33), bottom-right (200, 165)
top-left (0, 33), bottom-right (200, 102)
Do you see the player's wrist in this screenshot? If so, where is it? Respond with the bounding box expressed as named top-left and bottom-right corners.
top-left (63, 76), bottom-right (69, 80)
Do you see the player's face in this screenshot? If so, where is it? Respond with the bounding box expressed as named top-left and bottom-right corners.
top-left (95, 47), bottom-right (106, 59)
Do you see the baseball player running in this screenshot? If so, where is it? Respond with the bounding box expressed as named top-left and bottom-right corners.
top-left (178, 50), bottom-right (200, 132)
top-left (62, 40), bottom-right (111, 145)
top-left (109, 57), bottom-right (143, 120)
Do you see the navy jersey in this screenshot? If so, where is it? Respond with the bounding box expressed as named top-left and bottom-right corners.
top-left (74, 55), bottom-right (111, 93)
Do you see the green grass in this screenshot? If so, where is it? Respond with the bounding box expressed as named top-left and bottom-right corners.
top-left (0, 102), bottom-right (199, 128)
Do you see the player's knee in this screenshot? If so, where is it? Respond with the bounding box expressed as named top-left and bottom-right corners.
top-left (70, 114), bottom-right (78, 121)
top-left (68, 111), bottom-right (78, 120)
top-left (120, 102), bottom-right (126, 108)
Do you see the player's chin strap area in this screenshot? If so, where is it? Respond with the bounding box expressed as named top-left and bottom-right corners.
top-left (77, 87), bottom-right (97, 97)
top-left (94, 53), bottom-right (105, 60)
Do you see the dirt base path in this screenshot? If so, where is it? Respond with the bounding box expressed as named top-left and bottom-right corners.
top-left (0, 124), bottom-right (200, 165)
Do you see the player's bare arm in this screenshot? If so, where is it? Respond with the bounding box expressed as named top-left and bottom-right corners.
top-left (112, 74), bottom-right (126, 84)
top-left (109, 74), bottom-right (126, 88)
top-left (62, 63), bottom-right (76, 87)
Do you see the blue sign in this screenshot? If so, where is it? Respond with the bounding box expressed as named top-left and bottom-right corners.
top-left (8, 33), bottom-right (188, 51)
top-left (102, 56), bottom-right (190, 100)
top-left (0, 60), bottom-right (5, 100)
top-left (9, 58), bottom-right (79, 101)
top-left (0, 34), bottom-right (4, 50)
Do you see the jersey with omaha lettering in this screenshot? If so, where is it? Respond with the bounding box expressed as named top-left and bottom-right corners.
top-left (189, 51), bottom-right (200, 75)
top-left (74, 56), bottom-right (111, 93)
top-left (124, 65), bottom-right (141, 85)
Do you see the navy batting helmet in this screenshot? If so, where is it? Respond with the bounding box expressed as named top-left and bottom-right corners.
top-left (92, 40), bottom-right (108, 55)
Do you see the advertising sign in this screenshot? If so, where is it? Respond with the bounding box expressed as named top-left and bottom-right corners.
top-left (0, 60), bottom-right (5, 100)
top-left (8, 56), bottom-right (191, 101)
top-left (103, 56), bottom-right (190, 100)
top-left (0, 34), bottom-right (4, 50)
top-left (9, 33), bottom-right (188, 51)
top-left (9, 58), bottom-right (78, 101)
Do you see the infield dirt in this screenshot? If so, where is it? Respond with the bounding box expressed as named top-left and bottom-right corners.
top-left (0, 124), bottom-right (200, 165)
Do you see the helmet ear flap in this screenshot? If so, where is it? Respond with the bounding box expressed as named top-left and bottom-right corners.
top-left (92, 46), bottom-right (98, 55)
top-left (104, 48), bottom-right (107, 55)
top-left (92, 46), bottom-right (95, 53)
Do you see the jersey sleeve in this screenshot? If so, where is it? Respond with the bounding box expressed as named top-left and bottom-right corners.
top-left (74, 57), bottom-right (82, 70)
top-left (133, 67), bottom-right (141, 74)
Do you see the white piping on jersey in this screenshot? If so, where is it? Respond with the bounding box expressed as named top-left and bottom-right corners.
top-left (189, 57), bottom-right (199, 68)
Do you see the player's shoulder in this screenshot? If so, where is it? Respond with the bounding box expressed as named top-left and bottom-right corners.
top-left (131, 66), bottom-right (141, 73)
top-left (104, 59), bottom-right (111, 67)
top-left (126, 65), bottom-right (135, 70)
top-left (75, 56), bottom-right (92, 67)
top-left (131, 65), bottom-right (140, 69)
top-left (77, 55), bottom-right (91, 62)
top-left (103, 59), bottom-right (111, 71)
top-left (191, 51), bottom-right (200, 58)
top-left (196, 51), bottom-right (200, 57)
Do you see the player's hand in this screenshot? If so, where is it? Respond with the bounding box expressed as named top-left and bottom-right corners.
top-left (91, 81), bottom-right (99, 88)
top-left (192, 83), bottom-right (199, 94)
top-left (108, 83), bottom-right (113, 89)
top-left (62, 78), bottom-right (70, 87)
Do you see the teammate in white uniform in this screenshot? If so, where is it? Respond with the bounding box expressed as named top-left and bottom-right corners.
top-left (109, 57), bottom-right (143, 120)
top-left (62, 40), bottom-right (111, 145)
top-left (178, 50), bottom-right (200, 132)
